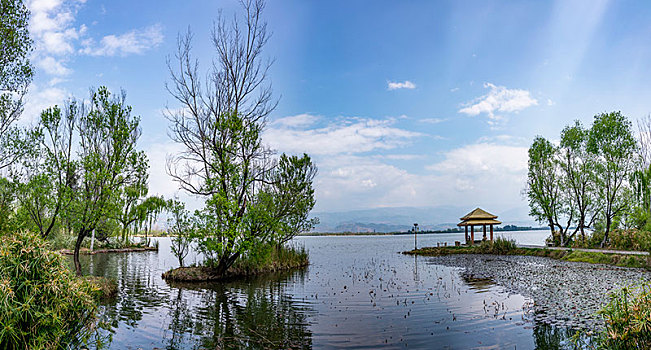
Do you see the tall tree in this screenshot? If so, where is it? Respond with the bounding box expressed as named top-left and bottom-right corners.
top-left (559, 121), bottom-right (599, 242)
top-left (633, 115), bottom-right (651, 220)
top-left (166, 0), bottom-right (316, 276)
top-left (12, 104), bottom-right (77, 238)
top-left (526, 136), bottom-right (573, 246)
top-left (587, 111), bottom-right (637, 247)
top-left (70, 87), bottom-right (145, 275)
top-left (167, 199), bottom-right (193, 267)
top-left (0, 0), bottom-right (33, 171)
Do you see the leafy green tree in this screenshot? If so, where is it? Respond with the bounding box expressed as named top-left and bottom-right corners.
top-left (526, 136), bottom-right (573, 245)
top-left (166, 0), bottom-right (317, 276)
top-left (70, 87), bottom-right (146, 275)
top-left (587, 111), bottom-right (637, 247)
top-left (258, 153), bottom-right (318, 245)
top-left (135, 195), bottom-right (166, 244)
top-left (0, 0), bottom-right (33, 171)
top-left (12, 104), bottom-right (78, 238)
top-left (115, 155), bottom-right (149, 243)
top-left (167, 199), bottom-right (193, 267)
top-left (559, 120), bottom-right (599, 242)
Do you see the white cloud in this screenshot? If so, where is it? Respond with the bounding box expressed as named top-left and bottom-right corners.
top-left (270, 113), bottom-right (319, 128)
top-left (387, 80), bottom-right (416, 90)
top-left (264, 115), bottom-right (423, 155)
top-left (429, 143), bottom-right (528, 176)
top-left (458, 83), bottom-right (538, 125)
top-left (80, 24), bottom-right (164, 56)
top-left (20, 84), bottom-right (68, 125)
top-left (37, 56), bottom-right (72, 76)
top-left (419, 117), bottom-right (446, 124)
top-left (28, 0), bottom-right (86, 77)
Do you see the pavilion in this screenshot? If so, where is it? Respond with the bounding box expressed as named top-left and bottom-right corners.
top-left (457, 208), bottom-right (501, 245)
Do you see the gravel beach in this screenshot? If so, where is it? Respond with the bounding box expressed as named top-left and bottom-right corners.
top-left (423, 254), bottom-right (651, 330)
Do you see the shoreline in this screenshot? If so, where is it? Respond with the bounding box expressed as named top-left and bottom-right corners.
top-left (58, 246), bottom-right (158, 255)
top-left (404, 245), bottom-right (651, 269)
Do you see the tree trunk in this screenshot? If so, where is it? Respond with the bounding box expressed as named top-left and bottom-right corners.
top-left (601, 216), bottom-right (612, 248)
top-left (73, 230), bottom-right (87, 276)
top-left (215, 252), bottom-right (240, 276)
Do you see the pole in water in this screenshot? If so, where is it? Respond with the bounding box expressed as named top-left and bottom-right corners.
top-left (413, 223), bottom-right (419, 250)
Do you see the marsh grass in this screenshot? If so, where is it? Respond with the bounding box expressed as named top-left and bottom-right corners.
top-left (0, 231), bottom-right (103, 349)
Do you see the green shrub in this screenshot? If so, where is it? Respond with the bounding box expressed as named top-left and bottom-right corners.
top-left (0, 231), bottom-right (100, 349)
top-left (477, 237), bottom-right (518, 255)
top-left (594, 282), bottom-right (651, 349)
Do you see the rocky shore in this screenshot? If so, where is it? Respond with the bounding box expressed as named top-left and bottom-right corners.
top-left (423, 254), bottom-right (651, 330)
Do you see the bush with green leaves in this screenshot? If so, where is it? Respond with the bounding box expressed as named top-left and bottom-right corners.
top-left (0, 231), bottom-right (99, 349)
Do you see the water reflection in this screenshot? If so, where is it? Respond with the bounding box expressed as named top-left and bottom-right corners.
top-left (73, 235), bottom-right (589, 349)
top-left (165, 272), bottom-right (313, 349)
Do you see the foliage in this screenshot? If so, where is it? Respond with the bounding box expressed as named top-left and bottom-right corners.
top-left (526, 136), bottom-right (572, 244)
top-left (0, 0), bottom-right (33, 171)
top-left (587, 111), bottom-right (637, 246)
top-left (594, 283), bottom-right (651, 349)
top-left (526, 112), bottom-right (639, 248)
top-left (0, 231), bottom-right (99, 349)
top-left (167, 199), bottom-right (194, 267)
top-left (69, 87), bottom-right (147, 275)
top-left (559, 120), bottom-right (599, 242)
top-left (12, 104), bottom-right (77, 238)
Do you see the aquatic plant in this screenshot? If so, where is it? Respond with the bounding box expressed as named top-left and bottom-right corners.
top-left (0, 231), bottom-right (100, 349)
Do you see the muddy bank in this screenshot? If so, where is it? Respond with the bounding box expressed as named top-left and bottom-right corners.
top-left (161, 261), bottom-right (308, 282)
top-left (423, 254), bottom-right (651, 330)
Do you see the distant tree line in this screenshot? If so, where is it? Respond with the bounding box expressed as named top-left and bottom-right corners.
top-left (525, 112), bottom-right (651, 247)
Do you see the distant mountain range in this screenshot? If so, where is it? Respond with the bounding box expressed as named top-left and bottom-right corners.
top-left (310, 205), bottom-right (538, 233)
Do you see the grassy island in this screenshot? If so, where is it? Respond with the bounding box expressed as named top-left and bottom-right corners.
top-left (162, 245), bottom-right (308, 282)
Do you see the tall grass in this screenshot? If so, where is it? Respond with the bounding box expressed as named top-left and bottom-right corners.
top-left (0, 231), bottom-right (100, 349)
top-left (231, 244), bottom-right (309, 274)
top-left (477, 237), bottom-right (518, 254)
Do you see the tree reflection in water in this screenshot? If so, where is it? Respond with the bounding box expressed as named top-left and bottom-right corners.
top-left (166, 270), bottom-right (313, 349)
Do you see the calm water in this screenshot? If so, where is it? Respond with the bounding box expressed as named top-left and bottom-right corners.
top-left (78, 230), bottom-right (578, 349)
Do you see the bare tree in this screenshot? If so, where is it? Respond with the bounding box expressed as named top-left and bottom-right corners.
top-left (165, 0), bottom-right (276, 196)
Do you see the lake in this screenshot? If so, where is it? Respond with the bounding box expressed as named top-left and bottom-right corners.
top-left (79, 230), bottom-right (582, 349)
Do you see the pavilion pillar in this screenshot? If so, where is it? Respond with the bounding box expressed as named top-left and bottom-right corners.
top-left (483, 224), bottom-right (486, 240)
top-left (465, 226), bottom-right (468, 244)
top-left (470, 225), bottom-right (474, 245)
top-left (490, 225), bottom-right (494, 242)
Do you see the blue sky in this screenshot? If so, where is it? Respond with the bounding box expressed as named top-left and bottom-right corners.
top-left (22, 0), bottom-right (651, 218)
